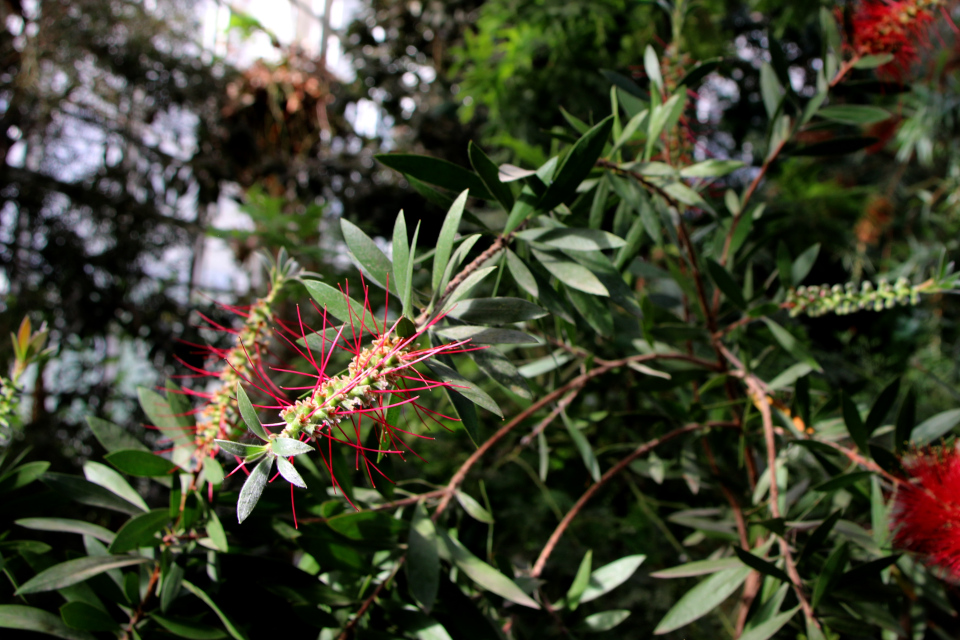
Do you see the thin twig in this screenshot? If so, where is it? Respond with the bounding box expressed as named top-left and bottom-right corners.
top-left (337, 558), bottom-right (404, 640)
top-left (121, 562), bottom-right (161, 640)
top-left (530, 421), bottom-right (738, 578)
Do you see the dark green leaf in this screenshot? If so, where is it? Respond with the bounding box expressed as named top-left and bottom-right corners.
top-left (214, 440), bottom-right (267, 461)
top-left (865, 378), bottom-right (900, 437)
top-left (653, 567), bottom-right (751, 634)
top-left (761, 319), bottom-right (822, 372)
top-left (911, 408), bottom-right (960, 445)
top-left (581, 610), bottom-right (631, 633)
top-left (435, 326), bottom-right (539, 345)
top-left (446, 297), bottom-right (547, 325)
top-left (237, 455), bottom-right (273, 523)
top-left (407, 174), bottom-right (455, 209)
top-left (86, 416), bottom-right (149, 453)
top-left (842, 391), bottom-right (869, 453)
top-left (340, 218), bottom-right (396, 291)
top-left (537, 116), bottom-right (614, 212)
top-left (566, 286), bottom-right (614, 336)
top-left (151, 614), bottom-right (228, 639)
top-left (432, 190), bottom-right (469, 293)
top-left (650, 557), bottom-right (742, 579)
top-left (895, 387), bottom-right (916, 452)
top-left (818, 105), bottom-right (891, 125)
top-left (791, 243), bottom-right (820, 286)
top-left (759, 62), bottom-right (784, 120)
top-left (376, 154), bottom-right (493, 200)
top-left (15, 518), bottom-right (115, 544)
top-left (799, 510), bottom-right (843, 566)
top-left (600, 68), bottom-right (644, 98)
top-left (438, 530), bottom-right (540, 609)
top-left (456, 491), bottom-right (494, 524)
top-left (104, 450), bottom-right (179, 477)
top-left (41, 473), bottom-right (144, 515)
top-left (813, 471), bottom-right (873, 493)
top-left (517, 227), bottom-right (626, 251)
top-left (680, 159), bottom-right (744, 178)
top-left (469, 142), bottom-right (514, 211)
top-left (812, 543), bottom-right (849, 608)
top-left (392, 210), bottom-right (410, 315)
top-left (0, 461), bottom-right (49, 493)
top-left (531, 248), bottom-right (608, 296)
top-left (732, 547), bottom-right (790, 583)
top-left (236, 383), bottom-right (268, 441)
top-left (740, 605), bottom-right (801, 640)
top-left (109, 509), bottom-right (171, 553)
top-left (181, 580), bottom-right (248, 640)
top-left (563, 413), bottom-right (601, 482)
top-left (503, 186), bottom-right (540, 234)
top-left (0, 605), bottom-right (96, 640)
top-left (677, 58), bottom-right (722, 87)
top-left (425, 360), bottom-right (502, 417)
top-left (472, 347), bottom-right (533, 400)
top-left (302, 280), bottom-right (368, 324)
top-left (407, 501), bottom-right (440, 613)
top-left (776, 242), bottom-right (793, 287)
top-left (161, 560), bottom-right (185, 613)
top-left (16, 556), bottom-right (151, 595)
top-left (59, 602), bottom-right (118, 632)
top-left (439, 266), bottom-right (498, 314)
top-left (706, 258), bottom-right (746, 309)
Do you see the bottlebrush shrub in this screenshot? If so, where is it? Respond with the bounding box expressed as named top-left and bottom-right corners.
top-left (8, 6), bottom-right (960, 640)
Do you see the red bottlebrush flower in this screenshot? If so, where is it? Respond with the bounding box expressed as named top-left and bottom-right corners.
top-left (891, 446), bottom-right (960, 578)
top-left (222, 278), bottom-right (479, 522)
top-left (845, 0), bottom-right (938, 77)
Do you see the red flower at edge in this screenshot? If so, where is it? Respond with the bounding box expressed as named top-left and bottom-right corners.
top-left (846, 0), bottom-right (937, 77)
top-left (892, 446), bottom-right (960, 578)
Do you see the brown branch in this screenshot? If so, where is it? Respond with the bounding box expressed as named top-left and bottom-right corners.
top-left (530, 421), bottom-right (738, 579)
top-left (121, 562), bottom-right (161, 640)
top-left (337, 558), bottom-right (404, 640)
top-left (518, 388), bottom-right (582, 448)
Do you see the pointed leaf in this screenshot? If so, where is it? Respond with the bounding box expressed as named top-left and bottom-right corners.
top-left (791, 244), bottom-right (821, 286)
top-left (471, 347), bottom-right (533, 400)
top-left (376, 154), bottom-right (493, 200)
top-left (895, 387), bottom-right (916, 451)
top-left (340, 218), bottom-right (396, 291)
top-left (812, 543), bottom-right (848, 608)
top-left (439, 530), bottom-right (540, 609)
top-left (516, 227), bottom-right (626, 251)
top-left (432, 190), bottom-right (469, 293)
top-left (650, 557), bottom-right (743, 578)
top-left (424, 360), bottom-right (502, 417)
top-left (435, 326), bottom-right (538, 345)
top-left (456, 491), bottom-right (494, 524)
top-left (104, 450), bottom-right (180, 477)
top-left (680, 159), bottom-right (745, 178)
top-left (439, 266), bottom-right (498, 314)
top-left (842, 391), bottom-right (869, 453)
top-left (469, 142), bottom-right (514, 211)
top-left (41, 473), bottom-right (144, 515)
top-left (181, 580), bottom-right (249, 640)
top-left (706, 258), bottom-right (746, 309)
top-left (302, 280), bottom-right (368, 324)
top-left (109, 509), bottom-right (171, 553)
top-left (236, 383), bottom-right (268, 441)
top-left (567, 550), bottom-right (593, 611)
top-left (214, 440), bottom-right (268, 460)
top-left (271, 437), bottom-right (314, 457)
top-left (739, 605), bottom-right (801, 640)
top-left (276, 456), bottom-right (306, 489)
top-left (408, 502), bottom-right (440, 613)
top-left (563, 413), bottom-right (600, 482)
top-left (160, 560), bottom-right (184, 613)
top-left (761, 318), bottom-right (822, 372)
top-left (537, 116), bottom-right (614, 212)
top-left (653, 566), bottom-right (751, 634)
top-left (83, 461), bottom-right (149, 511)
top-left (15, 518), bottom-right (115, 544)
top-left (865, 378), bottom-right (900, 437)
top-left (732, 547), bottom-right (790, 583)
top-left (531, 248), bottom-right (608, 296)
top-left (580, 555), bottom-right (646, 603)
top-left (760, 62), bottom-right (784, 119)
top-left (86, 416), bottom-right (149, 453)
top-left (392, 211), bottom-right (413, 316)
top-left (150, 613), bottom-right (227, 639)
top-left (818, 105), bottom-right (891, 125)
top-left (0, 605), bottom-right (96, 640)
top-left (446, 297), bottom-right (547, 325)
top-left (581, 610), bottom-right (630, 633)
top-left (911, 408), bottom-right (960, 446)
top-left (16, 556), bottom-right (151, 595)
top-left (237, 455), bottom-right (273, 523)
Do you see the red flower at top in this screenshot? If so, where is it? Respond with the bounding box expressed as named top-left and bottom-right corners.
top-left (846, 0), bottom-right (937, 76)
top-left (892, 446), bottom-right (960, 578)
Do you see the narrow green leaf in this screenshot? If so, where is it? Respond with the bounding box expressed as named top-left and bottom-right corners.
top-left (761, 318), bottom-right (822, 372)
top-left (151, 613), bottom-right (227, 639)
top-left (408, 502), bottom-right (440, 613)
top-left (139, 387), bottom-right (193, 469)
top-left (650, 557), bottom-right (742, 579)
top-left (911, 408), bottom-right (960, 445)
top-left (276, 456), bottom-right (306, 489)
top-left (109, 509), bottom-right (171, 553)
top-left (0, 461), bottom-right (49, 493)
top-left (302, 280), bottom-right (367, 324)
top-left (456, 491), bottom-right (494, 524)
top-left (567, 550), bottom-right (593, 611)
top-left (236, 383), bottom-right (268, 441)
top-left (270, 437), bottom-right (314, 457)
top-left (0, 605), bottom-right (96, 640)
top-left (653, 566), bottom-right (751, 634)
top-left (237, 455), bottom-right (273, 523)
top-left (516, 227), bottom-right (626, 251)
top-left (469, 142), bottom-right (514, 211)
top-left (538, 116), bottom-right (614, 212)
top-left (438, 530), bottom-right (540, 609)
top-left (706, 258), bottom-right (746, 309)
top-left (182, 580), bottom-right (249, 640)
top-left (432, 190), bottom-right (470, 293)
top-left (581, 610), bottom-right (630, 633)
top-left (566, 286), bottom-right (614, 336)
top-left (340, 218), bottom-right (395, 291)
top-left (83, 461), bottom-right (149, 512)
top-left (202, 457), bottom-right (224, 486)
top-left (813, 471), bottom-right (873, 493)
top-left (865, 378), bottom-right (901, 437)
top-left (438, 234), bottom-right (483, 296)
top-left (425, 360), bottom-right (502, 417)
top-left (104, 450), bottom-right (179, 477)
top-left (214, 440), bottom-right (268, 461)
top-left (842, 391), bottom-right (869, 453)
top-left (895, 387), bottom-right (916, 451)
top-left (759, 62), bottom-right (784, 120)
top-left (644, 45), bottom-right (663, 94)
top-left (435, 326), bottom-right (538, 345)
top-left (812, 543), bottom-right (849, 608)
top-left (739, 605), bottom-right (801, 640)
top-left (160, 560), bottom-right (184, 613)
top-left (680, 160), bottom-right (745, 178)
top-left (59, 601), bottom-right (119, 632)
top-left (563, 412), bottom-right (600, 483)
top-left (15, 518), bottom-right (115, 544)
top-left (799, 510), bottom-right (843, 566)
top-left (791, 243), bottom-right (820, 286)
top-left (376, 154), bottom-right (493, 200)
top-left (206, 509), bottom-right (228, 553)
top-left (819, 105), bottom-right (891, 125)
top-left (446, 297), bottom-right (547, 325)
top-left (41, 472), bottom-right (144, 515)
top-left (505, 249), bottom-right (537, 296)
top-left (16, 556), bottom-right (151, 595)
top-left (504, 186), bottom-right (540, 234)
top-left (732, 547), bottom-right (790, 583)
top-left (776, 242), bottom-right (793, 287)
top-left (531, 248), bottom-right (608, 296)
top-left (392, 211), bottom-right (411, 315)
top-left (86, 416), bottom-right (150, 453)
top-left (471, 348), bottom-right (532, 400)
top-left (439, 267), bottom-right (498, 315)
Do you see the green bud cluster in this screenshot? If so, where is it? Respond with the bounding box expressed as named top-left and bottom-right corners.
top-left (279, 335), bottom-right (406, 440)
top-left (787, 277), bottom-right (922, 317)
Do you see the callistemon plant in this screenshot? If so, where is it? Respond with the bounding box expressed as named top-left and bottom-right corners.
top-left (217, 289), bottom-right (475, 523)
